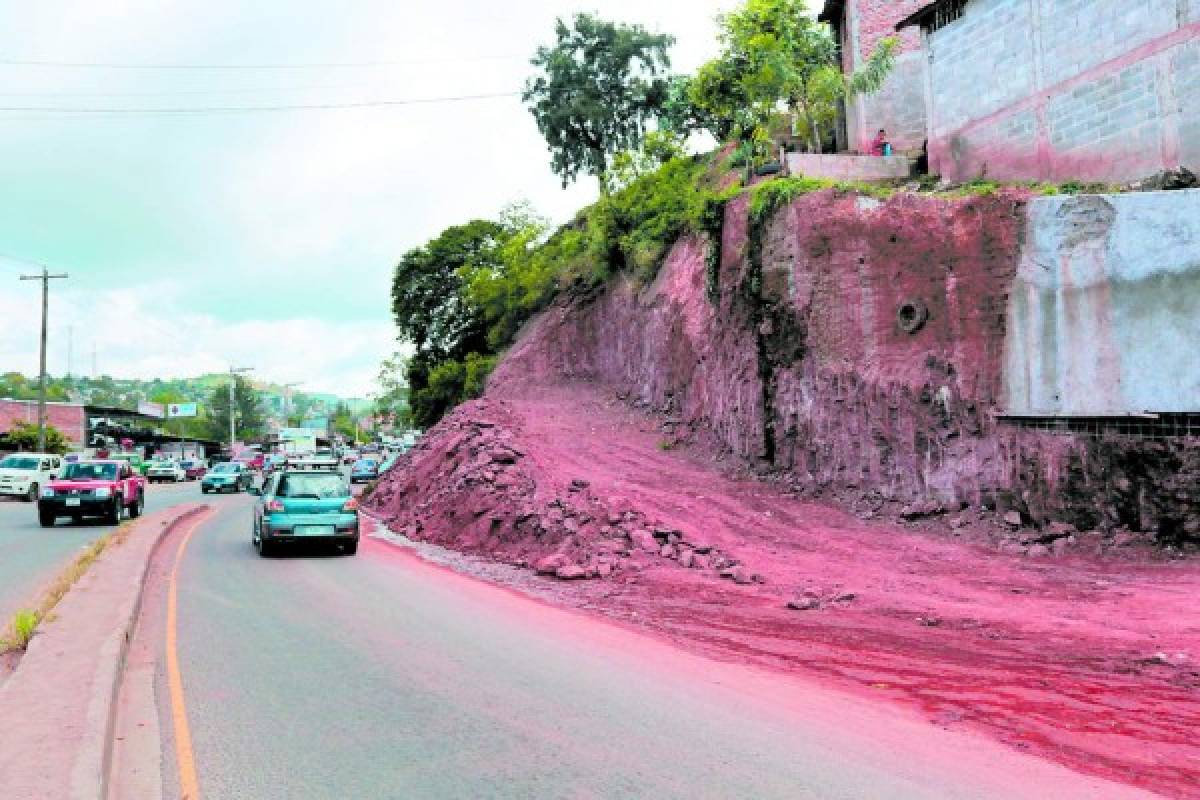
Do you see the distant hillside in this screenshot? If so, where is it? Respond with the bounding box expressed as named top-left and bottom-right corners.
top-left (0, 371), bottom-right (368, 419)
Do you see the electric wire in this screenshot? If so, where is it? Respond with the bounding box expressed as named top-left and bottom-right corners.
top-left (0, 90), bottom-right (520, 114)
top-left (0, 54), bottom-right (526, 70)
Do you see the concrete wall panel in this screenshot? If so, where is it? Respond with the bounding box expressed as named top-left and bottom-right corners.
top-left (1006, 190), bottom-right (1200, 414)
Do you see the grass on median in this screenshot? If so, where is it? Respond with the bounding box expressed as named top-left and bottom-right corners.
top-left (0, 527), bottom-right (122, 653)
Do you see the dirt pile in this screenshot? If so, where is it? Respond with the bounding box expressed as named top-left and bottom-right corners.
top-left (366, 397), bottom-right (747, 586)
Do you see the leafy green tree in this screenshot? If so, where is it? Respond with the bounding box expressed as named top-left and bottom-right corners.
top-left (697, 0), bottom-right (895, 153)
top-left (408, 353), bottom-right (497, 430)
top-left (6, 421), bottom-right (70, 454)
top-left (687, 56), bottom-right (761, 142)
top-left (373, 351), bottom-right (410, 427)
top-left (391, 219), bottom-right (504, 364)
top-left (331, 403), bottom-right (360, 442)
top-left (604, 131), bottom-right (687, 194)
top-left (523, 13), bottom-right (675, 190)
top-left (659, 74), bottom-right (734, 141)
top-left (204, 377), bottom-right (266, 444)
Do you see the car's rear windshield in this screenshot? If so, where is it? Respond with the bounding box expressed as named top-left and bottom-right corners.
top-left (62, 463), bottom-right (118, 481)
top-left (277, 473), bottom-right (349, 499)
top-left (0, 456), bottom-right (40, 470)
top-left (212, 463), bottom-right (239, 473)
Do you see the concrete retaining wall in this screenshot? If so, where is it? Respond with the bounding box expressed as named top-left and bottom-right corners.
top-left (787, 153), bottom-right (913, 181)
top-left (1006, 189), bottom-right (1200, 414)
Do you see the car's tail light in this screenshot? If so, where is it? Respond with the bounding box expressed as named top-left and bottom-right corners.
top-left (342, 498), bottom-right (359, 512)
top-left (266, 499), bottom-right (285, 513)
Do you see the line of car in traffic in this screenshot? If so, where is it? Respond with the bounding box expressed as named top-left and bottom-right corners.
top-left (9, 443), bottom-right (407, 551)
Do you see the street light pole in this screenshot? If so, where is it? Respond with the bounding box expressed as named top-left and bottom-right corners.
top-left (228, 366), bottom-right (254, 453)
top-left (19, 268), bottom-right (68, 452)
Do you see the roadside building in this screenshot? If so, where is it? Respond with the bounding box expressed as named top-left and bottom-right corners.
top-left (898, 0), bottom-right (1200, 183)
top-left (0, 399), bottom-right (87, 447)
top-left (819, 0), bottom-right (929, 156)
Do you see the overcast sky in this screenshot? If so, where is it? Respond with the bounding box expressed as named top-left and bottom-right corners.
top-left (0, 0), bottom-right (737, 397)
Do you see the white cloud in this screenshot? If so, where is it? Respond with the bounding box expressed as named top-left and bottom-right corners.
top-left (0, 279), bottom-right (394, 397)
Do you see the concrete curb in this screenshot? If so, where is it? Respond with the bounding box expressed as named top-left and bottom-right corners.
top-left (0, 503), bottom-right (209, 800)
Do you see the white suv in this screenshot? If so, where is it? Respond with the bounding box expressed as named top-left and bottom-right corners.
top-left (146, 459), bottom-right (187, 483)
top-left (0, 453), bottom-right (63, 502)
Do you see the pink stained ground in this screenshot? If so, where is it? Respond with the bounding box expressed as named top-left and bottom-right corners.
top-left (374, 381), bottom-right (1200, 799)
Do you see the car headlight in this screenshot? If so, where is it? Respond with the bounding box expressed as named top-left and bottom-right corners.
top-left (94, 488), bottom-right (113, 498)
top-left (41, 488), bottom-right (56, 498)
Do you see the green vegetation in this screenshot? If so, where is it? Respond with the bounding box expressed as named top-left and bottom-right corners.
top-left (372, 352), bottom-right (411, 429)
top-left (4, 610), bottom-right (39, 650)
top-left (523, 13), bottom-right (675, 190)
top-left (4, 421), bottom-right (71, 454)
top-left (393, 151), bottom-right (734, 428)
top-left (203, 376), bottom-right (267, 443)
top-left (687, 0), bottom-right (896, 159)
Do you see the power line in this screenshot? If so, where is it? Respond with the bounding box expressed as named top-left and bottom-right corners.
top-left (0, 90), bottom-right (520, 115)
top-left (0, 54), bottom-right (526, 71)
top-left (0, 82), bottom-right (396, 99)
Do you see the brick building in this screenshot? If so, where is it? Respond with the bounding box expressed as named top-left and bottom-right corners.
top-left (899, 0), bottom-right (1200, 183)
top-left (0, 399), bottom-right (87, 447)
top-left (819, 0), bottom-right (929, 155)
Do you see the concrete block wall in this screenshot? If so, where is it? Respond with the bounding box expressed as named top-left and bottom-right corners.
top-left (1038, 0), bottom-right (1178, 86)
top-left (925, 0), bottom-right (1200, 183)
top-left (927, 0), bottom-right (1035, 134)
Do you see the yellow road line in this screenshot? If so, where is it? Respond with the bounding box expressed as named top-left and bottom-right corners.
top-left (166, 518), bottom-right (204, 800)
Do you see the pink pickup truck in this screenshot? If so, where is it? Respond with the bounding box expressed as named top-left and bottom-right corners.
top-left (37, 459), bottom-right (146, 527)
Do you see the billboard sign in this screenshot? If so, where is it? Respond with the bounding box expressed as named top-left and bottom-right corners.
top-left (137, 401), bottom-right (165, 419)
top-left (168, 403), bottom-right (199, 418)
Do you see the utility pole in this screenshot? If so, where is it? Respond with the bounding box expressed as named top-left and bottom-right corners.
top-left (19, 268), bottom-right (68, 452)
top-left (282, 382), bottom-right (303, 425)
top-left (228, 366), bottom-right (254, 453)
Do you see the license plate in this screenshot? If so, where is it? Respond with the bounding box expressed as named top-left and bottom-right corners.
top-left (66, 498), bottom-right (81, 507)
top-left (294, 525), bottom-right (334, 537)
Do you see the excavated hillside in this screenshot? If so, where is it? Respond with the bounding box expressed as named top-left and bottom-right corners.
top-left (367, 188), bottom-right (1200, 798)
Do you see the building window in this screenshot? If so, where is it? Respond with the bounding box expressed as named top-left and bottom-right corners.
top-left (924, 0), bottom-right (967, 33)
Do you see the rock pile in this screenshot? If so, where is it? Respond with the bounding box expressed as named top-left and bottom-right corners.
top-left (365, 399), bottom-right (758, 586)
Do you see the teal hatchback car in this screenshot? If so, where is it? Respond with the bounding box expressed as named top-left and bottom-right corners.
top-left (250, 467), bottom-right (359, 557)
top-left (201, 462), bottom-right (252, 494)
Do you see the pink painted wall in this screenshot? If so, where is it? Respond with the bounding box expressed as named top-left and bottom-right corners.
top-left (0, 400), bottom-right (86, 446)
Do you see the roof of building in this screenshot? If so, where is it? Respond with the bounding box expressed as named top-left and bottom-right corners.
top-left (896, 0), bottom-right (950, 30)
top-left (817, 0), bottom-right (844, 24)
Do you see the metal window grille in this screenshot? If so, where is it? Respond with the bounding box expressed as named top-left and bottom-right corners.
top-left (996, 413), bottom-right (1200, 440)
top-left (925, 0), bottom-right (968, 33)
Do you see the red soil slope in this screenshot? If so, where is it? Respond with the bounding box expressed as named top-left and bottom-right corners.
top-left (369, 381), bottom-right (1200, 798)
top-left (368, 189), bottom-right (1198, 797)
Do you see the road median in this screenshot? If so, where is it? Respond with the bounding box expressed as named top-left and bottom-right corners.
top-left (0, 503), bottom-right (209, 800)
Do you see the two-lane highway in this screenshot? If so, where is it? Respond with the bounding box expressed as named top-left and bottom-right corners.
top-left (0, 481), bottom-right (223, 625)
top-left (115, 497), bottom-right (1157, 800)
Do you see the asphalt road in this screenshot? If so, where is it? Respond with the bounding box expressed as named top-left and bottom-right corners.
top-left (0, 480), bottom-right (220, 625)
top-left (128, 497), bottom-right (1153, 800)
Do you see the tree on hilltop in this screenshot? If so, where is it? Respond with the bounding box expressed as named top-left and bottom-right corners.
top-left (523, 13), bottom-right (675, 191)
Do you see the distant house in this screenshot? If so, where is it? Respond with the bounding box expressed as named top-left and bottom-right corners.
top-left (897, 0), bottom-right (1200, 183)
top-left (819, 0), bottom-right (929, 155)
